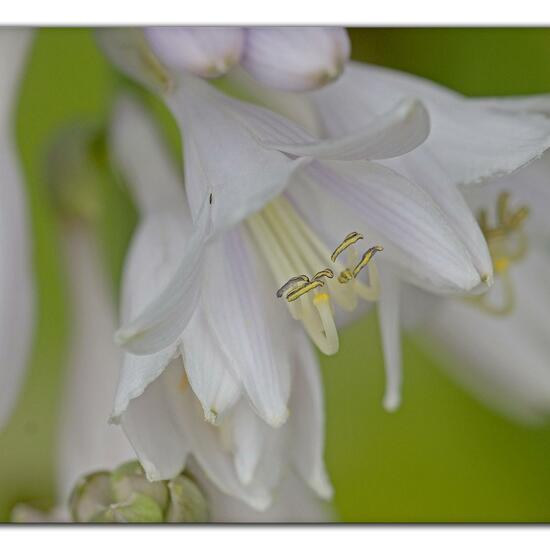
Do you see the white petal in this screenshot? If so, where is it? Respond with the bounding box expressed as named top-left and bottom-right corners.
top-left (162, 365), bottom-right (273, 509)
top-left (196, 469), bottom-right (334, 522)
top-left (120, 359), bottom-right (190, 481)
top-left (201, 227), bottom-right (292, 427)
top-left (115, 197), bottom-right (211, 354)
top-left (180, 308), bottom-right (241, 424)
top-left (168, 74), bottom-right (308, 230)
top-left (259, 99), bottom-right (430, 161)
top-left (376, 266), bottom-right (403, 412)
top-left (113, 213), bottom-right (189, 409)
top-left (418, 246), bottom-right (550, 423)
top-left (383, 148), bottom-right (493, 281)
top-left (313, 62), bottom-right (550, 186)
top-left (288, 331), bottom-right (333, 499)
top-left (469, 94), bottom-right (550, 116)
top-left (109, 94), bottom-right (187, 216)
top-left (299, 160), bottom-right (482, 293)
top-left (230, 400), bottom-right (266, 485)
top-left (242, 27), bottom-right (350, 92)
top-left (0, 30), bottom-right (34, 429)
top-left (145, 27), bottom-right (244, 78)
top-left (57, 228), bottom-right (133, 501)
top-left (95, 28), bottom-right (172, 93)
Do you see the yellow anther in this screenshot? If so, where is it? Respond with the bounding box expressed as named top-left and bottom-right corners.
top-left (276, 275), bottom-right (310, 298)
top-left (286, 280), bottom-right (325, 302)
top-left (352, 246), bottom-right (384, 278)
top-left (331, 232), bottom-right (364, 262)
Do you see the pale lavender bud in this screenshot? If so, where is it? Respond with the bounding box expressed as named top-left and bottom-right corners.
top-left (145, 26), bottom-right (245, 78)
top-left (241, 27), bottom-right (350, 92)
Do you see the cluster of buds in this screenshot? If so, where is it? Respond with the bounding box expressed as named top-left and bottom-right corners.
top-left (131, 26), bottom-right (350, 92)
top-left (69, 462), bottom-right (209, 523)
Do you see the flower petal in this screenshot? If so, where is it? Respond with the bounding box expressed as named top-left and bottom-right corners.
top-left (376, 266), bottom-right (403, 412)
top-left (417, 247), bottom-right (550, 423)
top-left (288, 331), bottom-right (333, 499)
top-left (145, 27), bottom-right (244, 78)
top-left (120, 359), bottom-right (190, 481)
top-left (259, 99), bottom-right (430, 161)
top-left (114, 198), bottom-right (211, 355)
top-left (162, 364), bottom-right (273, 509)
top-left (168, 75), bottom-right (307, 231)
top-left (383, 148), bottom-right (493, 281)
top-left (296, 160), bottom-right (483, 293)
top-left (313, 62), bottom-right (550, 186)
top-left (242, 27), bottom-right (350, 92)
top-left (111, 213), bottom-right (183, 417)
top-left (197, 469), bottom-right (333, 522)
top-left (180, 308), bottom-right (241, 424)
top-left (201, 226), bottom-right (292, 427)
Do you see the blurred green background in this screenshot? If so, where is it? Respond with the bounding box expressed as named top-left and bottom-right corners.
top-left (2, 28), bottom-right (550, 522)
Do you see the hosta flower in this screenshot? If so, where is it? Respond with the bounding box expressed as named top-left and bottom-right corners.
top-left (13, 132), bottom-right (329, 522)
top-left (143, 26), bottom-right (350, 91)
top-left (98, 28), bottom-right (489, 422)
top-left (302, 62), bottom-right (550, 409)
top-left (413, 147), bottom-right (550, 423)
top-left (110, 96), bottom-right (336, 509)
top-left (0, 29), bottom-right (35, 429)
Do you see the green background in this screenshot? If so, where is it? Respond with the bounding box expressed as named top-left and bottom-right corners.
top-left (2, 28), bottom-right (550, 522)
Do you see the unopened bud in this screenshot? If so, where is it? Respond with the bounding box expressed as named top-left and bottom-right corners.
top-left (69, 462), bottom-right (209, 523)
top-left (166, 474), bottom-right (209, 523)
top-left (242, 27), bottom-right (350, 92)
top-left (145, 27), bottom-right (245, 79)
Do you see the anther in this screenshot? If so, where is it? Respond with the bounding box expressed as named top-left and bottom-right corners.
top-left (352, 246), bottom-right (384, 278)
top-left (276, 275), bottom-right (310, 298)
top-left (286, 280), bottom-right (325, 302)
top-left (331, 232), bottom-right (364, 262)
top-left (313, 268), bottom-right (334, 281)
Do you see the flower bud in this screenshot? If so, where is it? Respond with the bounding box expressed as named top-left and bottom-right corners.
top-left (241, 27), bottom-right (350, 92)
top-left (68, 461), bottom-right (209, 523)
top-left (145, 27), bottom-right (245, 78)
top-left (166, 475), bottom-right (209, 523)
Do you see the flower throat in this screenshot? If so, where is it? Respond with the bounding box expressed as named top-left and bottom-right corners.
top-left (246, 195), bottom-right (383, 355)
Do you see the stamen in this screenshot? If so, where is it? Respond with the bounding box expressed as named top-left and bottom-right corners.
top-left (470, 191), bottom-right (529, 316)
top-left (331, 232), bottom-right (364, 262)
top-left (352, 246), bottom-right (384, 278)
top-left (286, 280), bottom-right (325, 302)
top-left (276, 275), bottom-right (310, 298)
top-left (245, 195), bottom-right (382, 356)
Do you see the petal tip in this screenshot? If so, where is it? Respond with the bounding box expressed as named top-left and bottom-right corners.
top-left (383, 392), bottom-right (401, 412)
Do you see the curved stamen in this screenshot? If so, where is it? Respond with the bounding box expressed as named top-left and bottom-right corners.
top-left (352, 246), bottom-right (384, 278)
top-left (286, 279), bottom-right (325, 302)
top-left (331, 232), bottom-right (364, 262)
top-left (276, 275), bottom-right (310, 298)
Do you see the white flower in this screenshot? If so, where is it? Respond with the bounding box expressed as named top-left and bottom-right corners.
top-left (303, 61), bottom-right (550, 410)
top-left (15, 189), bottom-right (329, 521)
top-left (110, 96), bottom-right (335, 509)
top-left (412, 147), bottom-right (550, 423)
top-left (0, 29), bottom-right (35, 429)
top-left (98, 28), bottom-right (489, 418)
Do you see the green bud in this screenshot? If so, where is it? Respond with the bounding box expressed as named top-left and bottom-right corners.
top-left (166, 474), bottom-right (209, 523)
top-left (90, 493), bottom-right (164, 524)
top-left (110, 461), bottom-right (169, 511)
top-left (68, 462), bottom-right (210, 523)
top-left (69, 471), bottom-right (112, 522)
